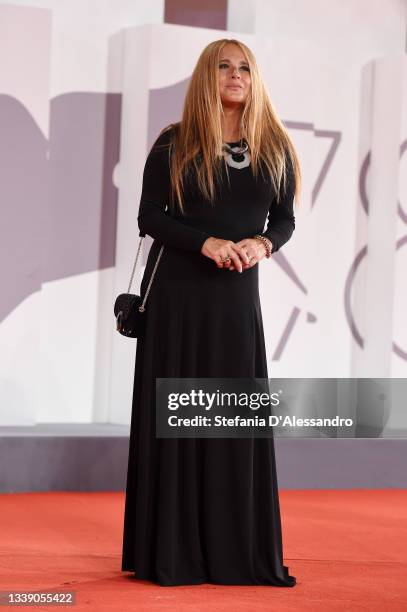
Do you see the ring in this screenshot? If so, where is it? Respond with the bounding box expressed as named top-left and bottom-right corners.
top-left (220, 256), bottom-right (231, 263)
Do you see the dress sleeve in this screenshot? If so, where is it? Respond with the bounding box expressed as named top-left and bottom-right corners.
top-left (261, 152), bottom-right (296, 254)
top-left (137, 129), bottom-right (212, 252)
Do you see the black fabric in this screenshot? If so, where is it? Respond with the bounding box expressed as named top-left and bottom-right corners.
top-left (137, 130), bottom-right (295, 254)
top-left (121, 126), bottom-right (296, 587)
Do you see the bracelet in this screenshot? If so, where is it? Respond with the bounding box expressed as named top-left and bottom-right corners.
top-left (253, 235), bottom-right (272, 258)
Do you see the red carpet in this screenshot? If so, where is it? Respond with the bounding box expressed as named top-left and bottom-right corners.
top-left (1, 490), bottom-right (406, 611)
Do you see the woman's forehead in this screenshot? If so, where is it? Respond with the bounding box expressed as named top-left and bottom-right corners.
top-left (219, 47), bottom-right (248, 64)
top-left (219, 43), bottom-right (244, 57)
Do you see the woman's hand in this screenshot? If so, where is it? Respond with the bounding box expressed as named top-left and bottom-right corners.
top-left (227, 237), bottom-right (270, 271)
top-left (201, 237), bottom-right (250, 273)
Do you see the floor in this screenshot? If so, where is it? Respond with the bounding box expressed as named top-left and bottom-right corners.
top-left (0, 490), bottom-right (406, 611)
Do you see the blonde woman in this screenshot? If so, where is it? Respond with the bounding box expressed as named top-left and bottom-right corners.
top-left (121, 38), bottom-right (301, 587)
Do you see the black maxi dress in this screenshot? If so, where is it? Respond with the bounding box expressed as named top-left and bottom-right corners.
top-left (121, 125), bottom-right (297, 587)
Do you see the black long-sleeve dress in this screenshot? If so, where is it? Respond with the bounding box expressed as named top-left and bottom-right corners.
top-left (121, 124), bottom-right (296, 587)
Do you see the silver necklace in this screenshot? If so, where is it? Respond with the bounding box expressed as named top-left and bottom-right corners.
top-left (222, 138), bottom-right (251, 169)
top-left (222, 138), bottom-right (249, 156)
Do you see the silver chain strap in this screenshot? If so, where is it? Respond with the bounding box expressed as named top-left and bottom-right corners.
top-left (127, 236), bottom-right (164, 313)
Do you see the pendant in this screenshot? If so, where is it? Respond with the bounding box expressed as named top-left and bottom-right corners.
top-left (222, 140), bottom-right (251, 169)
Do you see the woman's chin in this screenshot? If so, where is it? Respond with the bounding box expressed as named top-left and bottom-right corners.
top-left (221, 96), bottom-right (245, 107)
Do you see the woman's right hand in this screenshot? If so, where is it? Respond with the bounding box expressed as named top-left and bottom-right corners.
top-left (201, 237), bottom-right (250, 273)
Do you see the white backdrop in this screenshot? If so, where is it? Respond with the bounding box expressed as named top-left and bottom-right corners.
top-left (0, 1), bottom-right (406, 427)
top-left (110, 23), bottom-right (407, 423)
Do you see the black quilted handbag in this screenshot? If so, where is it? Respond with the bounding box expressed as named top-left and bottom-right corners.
top-left (114, 232), bottom-right (164, 338)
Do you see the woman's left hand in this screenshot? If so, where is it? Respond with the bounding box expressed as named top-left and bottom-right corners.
top-left (226, 238), bottom-right (268, 271)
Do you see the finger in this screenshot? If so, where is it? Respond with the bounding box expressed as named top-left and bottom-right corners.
top-left (234, 256), bottom-right (253, 271)
top-left (229, 243), bottom-right (247, 262)
top-left (229, 250), bottom-right (243, 272)
top-left (217, 253), bottom-right (232, 268)
top-left (230, 243), bottom-right (250, 265)
top-left (240, 248), bottom-right (250, 266)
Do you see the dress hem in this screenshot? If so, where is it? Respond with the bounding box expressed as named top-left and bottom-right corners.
top-left (121, 567), bottom-right (296, 588)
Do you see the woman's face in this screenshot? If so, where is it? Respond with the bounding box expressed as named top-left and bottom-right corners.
top-left (218, 43), bottom-right (251, 109)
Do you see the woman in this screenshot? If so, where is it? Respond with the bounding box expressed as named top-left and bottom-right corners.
top-left (121, 38), bottom-right (301, 587)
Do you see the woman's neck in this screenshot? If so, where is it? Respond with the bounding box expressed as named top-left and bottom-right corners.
top-left (221, 107), bottom-right (242, 142)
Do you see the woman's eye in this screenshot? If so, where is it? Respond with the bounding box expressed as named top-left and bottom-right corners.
top-left (219, 63), bottom-right (250, 72)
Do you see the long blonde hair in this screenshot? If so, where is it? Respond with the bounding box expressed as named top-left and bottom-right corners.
top-left (156, 38), bottom-right (301, 214)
